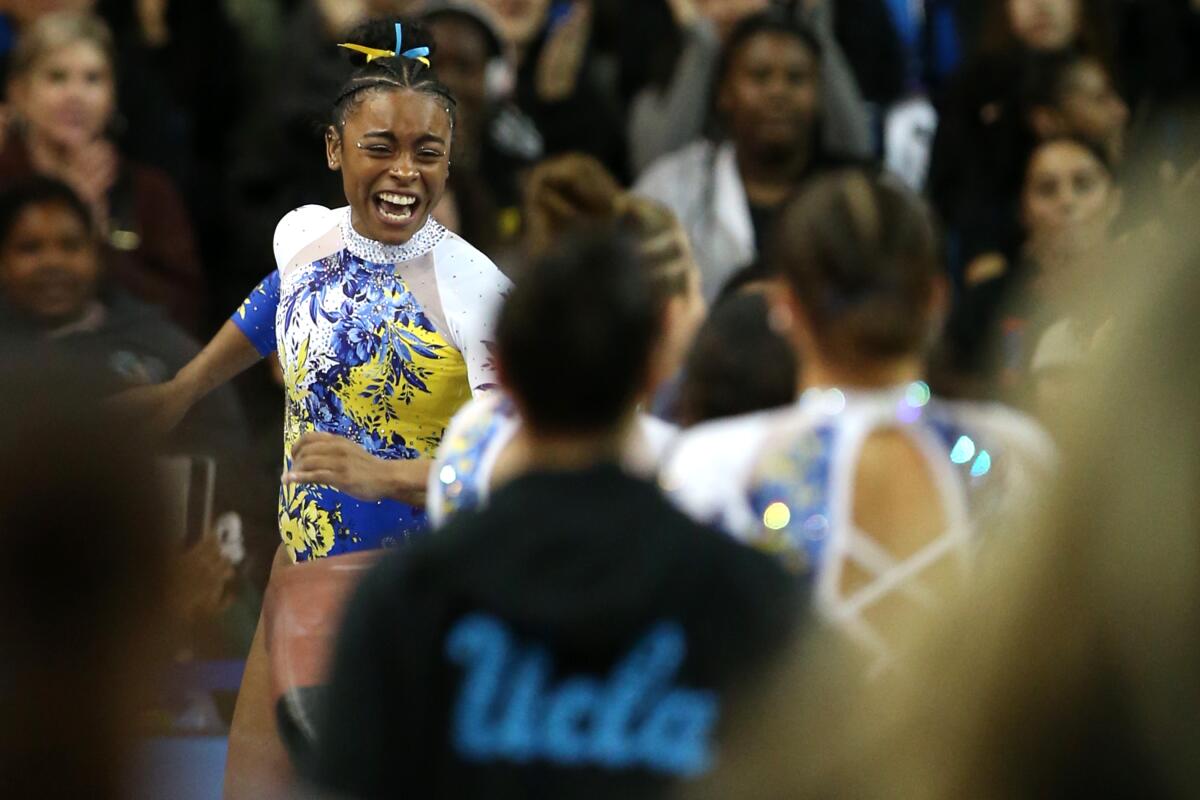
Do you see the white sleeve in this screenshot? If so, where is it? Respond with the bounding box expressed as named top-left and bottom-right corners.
top-left (434, 234), bottom-right (513, 394)
top-left (272, 205), bottom-right (337, 272)
top-left (659, 416), bottom-right (771, 539)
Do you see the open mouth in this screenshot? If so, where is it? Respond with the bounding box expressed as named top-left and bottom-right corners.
top-left (373, 191), bottom-right (420, 226)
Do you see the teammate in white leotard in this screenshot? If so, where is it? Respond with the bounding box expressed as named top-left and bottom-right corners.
top-left (661, 169), bottom-right (1055, 668)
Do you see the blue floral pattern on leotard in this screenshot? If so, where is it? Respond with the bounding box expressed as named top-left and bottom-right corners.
top-left (745, 425), bottom-right (836, 577)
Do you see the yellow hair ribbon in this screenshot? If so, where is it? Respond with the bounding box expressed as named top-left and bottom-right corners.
top-left (337, 43), bottom-right (396, 63)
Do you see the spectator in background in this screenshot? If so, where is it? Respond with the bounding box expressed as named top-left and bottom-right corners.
top-left (1, 11), bottom-right (207, 332)
top-left (422, 0), bottom-right (543, 257)
top-left (935, 47), bottom-right (1128, 316)
top-left (636, 7), bottom-right (858, 300)
top-left (940, 136), bottom-right (1118, 402)
top-left (477, 0), bottom-right (629, 180)
top-left (621, 0), bottom-right (875, 177)
top-left (0, 0), bottom-right (95, 87)
top-left (1020, 48), bottom-right (1128, 166)
top-left (94, 0), bottom-right (250, 328)
top-left (310, 230), bottom-right (802, 800)
top-left (0, 177), bottom-right (247, 454)
top-left (927, 0), bottom-right (1119, 282)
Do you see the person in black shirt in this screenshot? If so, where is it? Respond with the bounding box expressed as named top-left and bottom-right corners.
top-left (308, 229), bottom-right (803, 799)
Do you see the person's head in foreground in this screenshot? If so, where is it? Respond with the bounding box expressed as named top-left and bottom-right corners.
top-left (308, 231), bottom-right (804, 799)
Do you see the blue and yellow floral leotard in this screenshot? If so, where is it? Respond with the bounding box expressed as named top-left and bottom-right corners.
top-left (233, 206), bottom-right (510, 561)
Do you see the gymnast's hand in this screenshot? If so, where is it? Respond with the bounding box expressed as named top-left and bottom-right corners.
top-left (285, 431), bottom-right (428, 505)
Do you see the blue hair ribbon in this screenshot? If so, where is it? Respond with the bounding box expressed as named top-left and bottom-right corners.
top-left (337, 22), bottom-right (431, 67)
top-left (396, 22), bottom-right (431, 66)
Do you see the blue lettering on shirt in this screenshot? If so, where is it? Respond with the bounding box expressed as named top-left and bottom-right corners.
top-left (444, 614), bottom-right (718, 776)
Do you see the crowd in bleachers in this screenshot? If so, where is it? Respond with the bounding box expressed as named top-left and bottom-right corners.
top-left (2, 1), bottom-right (1200, 798)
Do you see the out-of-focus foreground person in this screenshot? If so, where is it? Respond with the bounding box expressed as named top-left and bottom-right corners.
top-left (0, 357), bottom-right (169, 800)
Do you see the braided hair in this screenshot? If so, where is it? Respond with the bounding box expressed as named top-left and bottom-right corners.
top-left (330, 18), bottom-right (458, 134)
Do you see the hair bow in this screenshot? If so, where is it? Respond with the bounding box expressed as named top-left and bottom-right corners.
top-left (339, 22), bottom-right (431, 67)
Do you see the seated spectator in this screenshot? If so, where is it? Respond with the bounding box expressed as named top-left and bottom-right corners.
top-left (941, 136), bottom-right (1118, 402)
top-left (309, 230), bottom-right (803, 799)
top-left (1, 11), bottom-right (207, 332)
top-left (661, 169), bottom-right (1055, 671)
top-left (620, 0), bottom-right (876, 176)
top-left (0, 0), bottom-right (93, 87)
top-left (635, 7), bottom-right (859, 300)
top-left (927, 0), bottom-right (1118, 280)
top-left (1021, 48), bottom-right (1128, 166)
top-left (0, 177), bottom-right (245, 453)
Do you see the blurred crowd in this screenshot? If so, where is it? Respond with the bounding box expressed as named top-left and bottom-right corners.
top-left (3, 0), bottom-right (1200, 797)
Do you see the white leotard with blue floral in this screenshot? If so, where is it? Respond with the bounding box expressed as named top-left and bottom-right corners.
top-left (233, 206), bottom-right (510, 561)
top-left (661, 384), bottom-right (1055, 666)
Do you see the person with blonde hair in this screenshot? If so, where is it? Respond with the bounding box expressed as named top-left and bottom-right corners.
top-left (428, 153), bottom-right (706, 527)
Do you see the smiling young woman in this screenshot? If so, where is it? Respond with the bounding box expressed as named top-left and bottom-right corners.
top-left (117, 17), bottom-right (511, 795)
top-left (127, 17), bottom-right (510, 559)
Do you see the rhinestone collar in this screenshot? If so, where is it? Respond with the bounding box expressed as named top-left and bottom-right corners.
top-left (339, 207), bottom-right (447, 264)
